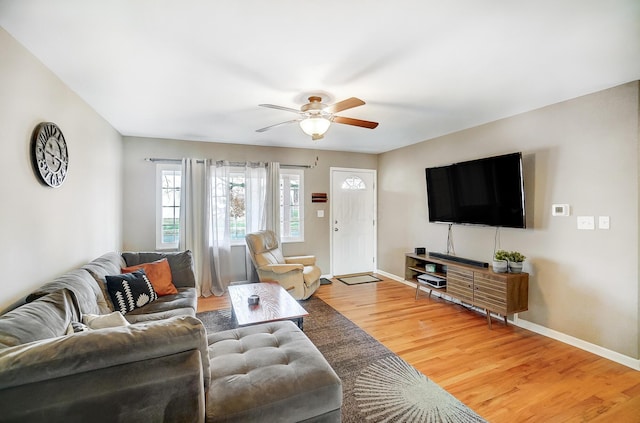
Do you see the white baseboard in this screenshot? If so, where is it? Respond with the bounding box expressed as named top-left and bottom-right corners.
top-left (512, 317), bottom-right (640, 371)
top-left (376, 269), bottom-right (640, 371)
top-left (375, 269), bottom-right (403, 282)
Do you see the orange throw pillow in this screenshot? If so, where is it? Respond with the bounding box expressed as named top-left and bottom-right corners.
top-left (122, 258), bottom-right (178, 296)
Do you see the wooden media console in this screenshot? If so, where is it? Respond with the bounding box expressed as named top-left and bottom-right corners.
top-left (405, 252), bottom-right (529, 328)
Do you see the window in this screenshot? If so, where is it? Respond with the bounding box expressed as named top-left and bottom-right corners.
top-left (228, 171), bottom-right (247, 242)
top-left (217, 168), bottom-right (304, 244)
top-left (156, 164), bottom-right (181, 249)
top-left (211, 167), bottom-right (260, 245)
top-left (281, 169), bottom-right (304, 243)
top-left (156, 163), bottom-right (303, 247)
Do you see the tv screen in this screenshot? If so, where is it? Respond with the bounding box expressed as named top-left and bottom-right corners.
top-left (425, 152), bottom-right (526, 228)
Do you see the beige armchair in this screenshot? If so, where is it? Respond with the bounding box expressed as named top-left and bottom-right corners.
top-left (245, 230), bottom-right (321, 300)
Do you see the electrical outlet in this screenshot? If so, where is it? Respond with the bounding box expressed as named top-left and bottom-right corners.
top-left (577, 216), bottom-right (595, 230)
top-left (598, 216), bottom-right (610, 229)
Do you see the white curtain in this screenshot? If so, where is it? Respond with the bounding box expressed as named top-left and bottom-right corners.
top-left (180, 159), bottom-right (281, 295)
top-left (265, 162), bottom-right (281, 238)
top-left (242, 162), bottom-right (268, 282)
top-left (179, 158), bottom-right (214, 297)
top-left (208, 161), bottom-right (235, 295)
top-left (244, 162), bottom-right (267, 235)
top-left (242, 161), bottom-right (280, 282)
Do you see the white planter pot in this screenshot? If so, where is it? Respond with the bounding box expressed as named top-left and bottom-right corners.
top-left (492, 260), bottom-right (508, 273)
top-left (508, 261), bottom-right (523, 273)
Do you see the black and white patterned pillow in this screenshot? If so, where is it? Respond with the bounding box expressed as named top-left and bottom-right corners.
top-left (106, 269), bottom-right (158, 314)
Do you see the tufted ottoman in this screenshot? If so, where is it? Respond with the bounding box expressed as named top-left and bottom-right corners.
top-left (205, 320), bottom-right (342, 422)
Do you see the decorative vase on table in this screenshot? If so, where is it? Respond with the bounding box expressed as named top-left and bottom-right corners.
top-left (492, 250), bottom-right (510, 273)
top-left (507, 251), bottom-right (526, 273)
top-left (492, 260), bottom-right (508, 273)
top-left (508, 261), bottom-right (523, 273)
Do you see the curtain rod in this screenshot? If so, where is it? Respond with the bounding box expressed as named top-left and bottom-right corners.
top-left (144, 158), bottom-right (313, 169)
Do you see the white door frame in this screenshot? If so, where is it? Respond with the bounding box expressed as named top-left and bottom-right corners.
top-left (329, 167), bottom-right (377, 276)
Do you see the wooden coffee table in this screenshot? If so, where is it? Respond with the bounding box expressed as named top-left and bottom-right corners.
top-left (228, 282), bottom-right (309, 330)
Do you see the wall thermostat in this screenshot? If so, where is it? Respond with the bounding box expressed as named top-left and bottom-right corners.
top-left (552, 204), bottom-right (570, 216)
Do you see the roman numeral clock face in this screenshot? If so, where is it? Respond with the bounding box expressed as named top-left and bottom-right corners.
top-left (31, 122), bottom-right (69, 187)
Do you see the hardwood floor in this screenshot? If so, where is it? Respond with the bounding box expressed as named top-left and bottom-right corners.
top-left (197, 277), bottom-right (640, 422)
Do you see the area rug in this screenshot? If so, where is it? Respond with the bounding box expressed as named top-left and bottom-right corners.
top-left (196, 297), bottom-right (486, 423)
top-left (337, 274), bottom-right (382, 285)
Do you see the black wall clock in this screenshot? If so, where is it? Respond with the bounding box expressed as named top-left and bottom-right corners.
top-left (31, 122), bottom-right (69, 187)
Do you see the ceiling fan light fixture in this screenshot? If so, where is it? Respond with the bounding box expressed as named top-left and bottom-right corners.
top-left (257, 95), bottom-right (378, 138)
top-left (299, 116), bottom-right (331, 139)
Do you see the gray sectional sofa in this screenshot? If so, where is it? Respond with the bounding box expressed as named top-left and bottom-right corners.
top-left (0, 251), bottom-right (342, 422)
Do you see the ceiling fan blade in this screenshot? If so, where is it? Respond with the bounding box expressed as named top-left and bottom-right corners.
top-left (255, 119), bottom-right (300, 133)
top-left (333, 116), bottom-right (379, 129)
top-left (325, 97), bottom-right (365, 113)
top-left (259, 104), bottom-right (301, 114)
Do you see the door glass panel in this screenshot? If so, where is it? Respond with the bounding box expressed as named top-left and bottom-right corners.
top-left (341, 176), bottom-right (366, 190)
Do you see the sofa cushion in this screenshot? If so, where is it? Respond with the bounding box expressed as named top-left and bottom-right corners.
top-left (106, 270), bottom-right (158, 314)
top-left (0, 289), bottom-right (81, 348)
top-left (85, 252), bottom-right (124, 275)
top-left (82, 252), bottom-right (127, 313)
top-left (122, 258), bottom-right (178, 296)
top-left (26, 269), bottom-right (105, 315)
top-left (124, 307), bottom-right (197, 324)
top-left (122, 251), bottom-right (196, 288)
top-left (123, 288), bottom-right (197, 323)
top-left (0, 316), bottom-right (210, 392)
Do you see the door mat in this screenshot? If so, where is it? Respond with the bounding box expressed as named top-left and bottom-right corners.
top-left (337, 274), bottom-right (382, 285)
top-left (320, 277), bottom-right (333, 285)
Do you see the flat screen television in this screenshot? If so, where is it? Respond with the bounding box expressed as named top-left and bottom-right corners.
top-left (425, 152), bottom-right (526, 228)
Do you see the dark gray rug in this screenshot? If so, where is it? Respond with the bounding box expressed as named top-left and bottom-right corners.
top-left (197, 297), bottom-right (486, 423)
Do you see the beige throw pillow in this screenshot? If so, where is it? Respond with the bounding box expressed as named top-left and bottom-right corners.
top-left (82, 312), bottom-right (130, 329)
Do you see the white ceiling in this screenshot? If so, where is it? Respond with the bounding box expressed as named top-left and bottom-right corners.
top-left (1, 0), bottom-right (639, 154)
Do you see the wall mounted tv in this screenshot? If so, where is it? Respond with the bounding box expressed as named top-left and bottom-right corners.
top-left (425, 152), bottom-right (526, 228)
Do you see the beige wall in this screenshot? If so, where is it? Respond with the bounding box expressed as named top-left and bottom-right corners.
top-left (121, 137), bottom-right (378, 275)
top-left (378, 81), bottom-right (640, 359)
top-left (0, 28), bottom-right (123, 311)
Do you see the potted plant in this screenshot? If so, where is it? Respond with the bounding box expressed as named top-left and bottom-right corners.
top-left (507, 251), bottom-right (526, 273)
top-left (492, 250), bottom-right (509, 273)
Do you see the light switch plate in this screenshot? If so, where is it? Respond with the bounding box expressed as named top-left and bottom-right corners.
top-left (577, 216), bottom-right (595, 230)
top-left (317, 210), bottom-right (324, 218)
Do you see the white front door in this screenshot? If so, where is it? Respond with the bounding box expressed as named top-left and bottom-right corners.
top-left (330, 168), bottom-right (376, 276)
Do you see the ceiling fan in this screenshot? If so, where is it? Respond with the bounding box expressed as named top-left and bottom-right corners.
top-left (256, 96), bottom-right (379, 140)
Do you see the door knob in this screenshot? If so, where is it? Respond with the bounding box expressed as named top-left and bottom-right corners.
top-left (334, 228), bottom-right (338, 231)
